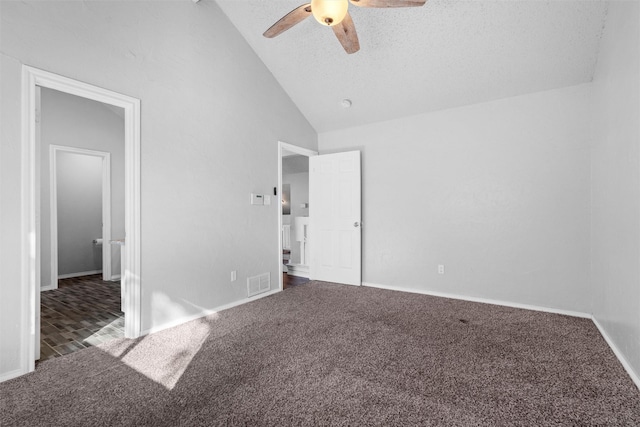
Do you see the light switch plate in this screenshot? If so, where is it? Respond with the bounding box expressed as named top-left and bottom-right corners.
top-left (264, 195), bottom-right (271, 205)
top-left (250, 193), bottom-right (264, 205)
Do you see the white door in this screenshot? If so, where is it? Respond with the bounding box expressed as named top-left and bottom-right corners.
top-left (309, 151), bottom-right (361, 285)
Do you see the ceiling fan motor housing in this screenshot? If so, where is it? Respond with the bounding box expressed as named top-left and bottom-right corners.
top-left (311, 0), bottom-right (349, 27)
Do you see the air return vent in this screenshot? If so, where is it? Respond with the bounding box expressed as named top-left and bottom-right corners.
top-left (247, 273), bottom-right (270, 297)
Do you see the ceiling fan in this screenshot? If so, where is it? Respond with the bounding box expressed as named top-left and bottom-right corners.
top-left (263, 0), bottom-right (427, 54)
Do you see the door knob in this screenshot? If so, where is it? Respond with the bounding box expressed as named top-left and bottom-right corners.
top-left (354, 221), bottom-right (360, 228)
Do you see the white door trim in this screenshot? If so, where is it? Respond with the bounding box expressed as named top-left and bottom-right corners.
top-left (277, 141), bottom-right (318, 291)
top-left (21, 65), bottom-right (141, 376)
top-left (50, 145), bottom-right (112, 287)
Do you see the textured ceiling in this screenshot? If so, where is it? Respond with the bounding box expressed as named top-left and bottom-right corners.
top-left (215, 0), bottom-right (608, 132)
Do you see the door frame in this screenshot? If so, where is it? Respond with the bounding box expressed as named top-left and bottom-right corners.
top-left (21, 65), bottom-right (141, 375)
top-left (50, 145), bottom-right (112, 287)
top-left (277, 141), bottom-right (317, 291)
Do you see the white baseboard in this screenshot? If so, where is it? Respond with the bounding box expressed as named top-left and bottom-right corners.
top-left (592, 317), bottom-right (640, 390)
top-left (42, 271), bottom-right (116, 290)
top-left (140, 288), bottom-right (281, 336)
top-left (58, 270), bottom-right (102, 279)
top-left (362, 282), bottom-right (592, 319)
top-left (0, 368), bottom-right (26, 383)
top-left (287, 263), bottom-right (309, 270)
top-left (287, 264), bottom-right (309, 278)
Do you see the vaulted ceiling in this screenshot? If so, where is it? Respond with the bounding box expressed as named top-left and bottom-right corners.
top-left (216, 0), bottom-right (608, 132)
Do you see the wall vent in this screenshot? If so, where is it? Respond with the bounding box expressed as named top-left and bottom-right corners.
top-left (247, 273), bottom-right (270, 297)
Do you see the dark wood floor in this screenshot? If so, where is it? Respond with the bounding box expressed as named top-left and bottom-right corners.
top-left (39, 274), bottom-right (124, 362)
top-left (283, 273), bottom-right (309, 289)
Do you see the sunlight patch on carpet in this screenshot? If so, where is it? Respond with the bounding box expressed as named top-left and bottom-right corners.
top-left (103, 318), bottom-right (214, 390)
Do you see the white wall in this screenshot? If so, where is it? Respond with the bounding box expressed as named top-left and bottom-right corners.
top-left (282, 171), bottom-right (310, 264)
top-left (319, 84), bottom-right (593, 313)
top-left (591, 1), bottom-right (640, 380)
top-left (0, 1), bottom-right (316, 379)
top-left (40, 88), bottom-right (125, 283)
top-left (0, 53), bottom-right (24, 380)
top-left (56, 152), bottom-right (103, 276)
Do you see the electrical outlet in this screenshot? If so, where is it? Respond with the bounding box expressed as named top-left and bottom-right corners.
top-left (438, 265), bottom-right (445, 275)
top-left (231, 270), bottom-right (237, 282)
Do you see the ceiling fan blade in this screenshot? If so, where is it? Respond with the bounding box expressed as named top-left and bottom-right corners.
top-left (263, 3), bottom-right (312, 38)
top-left (332, 12), bottom-right (360, 54)
top-left (349, 0), bottom-right (426, 7)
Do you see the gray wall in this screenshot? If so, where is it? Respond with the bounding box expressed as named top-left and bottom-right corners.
top-left (40, 87), bottom-right (125, 284)
top-left (0, 0), bottom-right (317, 379)
top-left (319, 84), bottom-right (593, 313)
top-left (282, 170), bottom-right (310, 264)
top-left (591, 1), bottom-right (640, 381)
top-left (56, 152), bottom-right (103, 276)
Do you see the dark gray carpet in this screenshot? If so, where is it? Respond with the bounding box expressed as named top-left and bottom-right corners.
top-left (1, 281), bottom-right (639, 426)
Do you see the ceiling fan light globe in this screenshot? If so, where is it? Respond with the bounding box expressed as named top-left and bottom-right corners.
top-left (311, 0), bottom-right (349, 27)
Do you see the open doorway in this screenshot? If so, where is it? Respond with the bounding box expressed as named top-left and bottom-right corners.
top-left (38, 88), bottom-right (126, 362)
top-left (278, 142), bottom-right (362, 291)
top-left (278, 142), bottom-right (317, 290)
top-left (21, 66), bottom-right (141, 375)
top-left (48, 145), bottom-right (113, 287)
